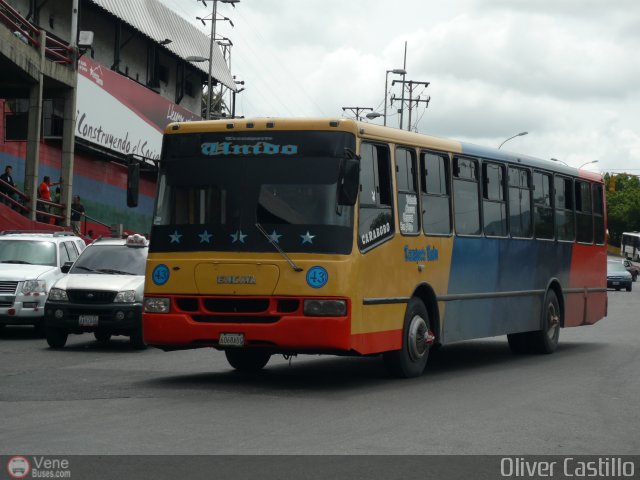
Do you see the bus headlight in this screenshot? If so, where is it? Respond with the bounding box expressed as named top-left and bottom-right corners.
top-left (144, 297), bottom-right (170, 313)
top-left (114, 290), bottom-right (136, 303)
top-left (303, 299), bottom-right (347, 317)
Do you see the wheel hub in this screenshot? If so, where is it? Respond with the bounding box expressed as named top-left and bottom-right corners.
top-left (407, 315), bottom-right (431, 361)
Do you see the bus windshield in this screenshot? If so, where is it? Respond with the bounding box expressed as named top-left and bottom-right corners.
top-left (150, 130), bottom-right (356, 255)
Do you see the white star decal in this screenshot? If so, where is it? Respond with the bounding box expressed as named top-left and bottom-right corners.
top-left (268, 230), bottom-right (282, 243)
top-left (300, 231), bottom-right (315, 244)
top-left (230, 230), bottom-right (247, 243)
top-left (198, 230), bottom-right (213, 243)
top-left (169, 230), bottom-right (182, 243)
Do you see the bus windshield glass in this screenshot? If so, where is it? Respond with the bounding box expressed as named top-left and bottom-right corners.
top-left (150, 130), bottom-right (356, 255)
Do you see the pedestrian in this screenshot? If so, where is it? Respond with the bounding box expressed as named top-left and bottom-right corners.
top-left (0, 165), bottom-right (16, 204)
top-left (71, 195), bottom-right (85, 235)
top-left (38, 175), bottom-right (59, 222)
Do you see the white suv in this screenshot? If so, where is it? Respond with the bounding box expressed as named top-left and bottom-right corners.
top-left (0, 231), bottom-right (86, 332)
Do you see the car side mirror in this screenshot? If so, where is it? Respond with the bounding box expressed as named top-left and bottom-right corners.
top-left (61, 262), bottom-right (73, 274)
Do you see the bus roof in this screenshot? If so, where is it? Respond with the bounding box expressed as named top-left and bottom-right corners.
top-left (164, 117), bottom-right (602, 182)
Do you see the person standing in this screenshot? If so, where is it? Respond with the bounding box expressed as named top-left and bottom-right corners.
top-left (71, 195), bottom-right (85, 235)
top-left (0, 165), bottom-right (16, 203)
top-left (38, 175), bottom-right (59, 222)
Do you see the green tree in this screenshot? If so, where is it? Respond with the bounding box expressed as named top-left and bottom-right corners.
top-left (604, 173), bottom-right (640, 246)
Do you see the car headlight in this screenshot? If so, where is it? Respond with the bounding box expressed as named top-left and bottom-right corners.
top-left (114, 290), bottom-right (137, 303)
top-left (22, 280), bottom-right (47, 294)
top-left (144, 297), bottom-right (170, 313)
top-left (48, 288), bottom-right (69, 301)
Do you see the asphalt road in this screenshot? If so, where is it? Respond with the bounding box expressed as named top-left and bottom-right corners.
top-left (1, 287), bottom-right (639, 456)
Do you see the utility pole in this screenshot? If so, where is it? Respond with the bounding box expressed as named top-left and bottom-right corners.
top-left (391, 79), bottom-right (430, 131)
top-left (342, 106), bottom-right (373, 121)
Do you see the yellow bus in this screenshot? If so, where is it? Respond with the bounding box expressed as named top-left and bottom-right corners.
top-left (138, 118), bottom-right (607, 378)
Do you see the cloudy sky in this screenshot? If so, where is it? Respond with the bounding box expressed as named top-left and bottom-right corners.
top-left (160, 0), bottom-right (640, 174)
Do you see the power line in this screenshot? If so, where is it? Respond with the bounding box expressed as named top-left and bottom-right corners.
top-left (391, 79), bottom-right (430, 131)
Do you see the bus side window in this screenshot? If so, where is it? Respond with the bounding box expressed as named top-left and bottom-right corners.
top-left (555, 175), bottom-right (574, 241)
top-left (482, 162), bottom-right (507, 237)
top-left (420, 151), bottom-right (451, 235)
top-left (453, 157), bottom-right (480, 236)
top-left (575, 180), bottom-right (593, 244)
top-left (358, 142), bottom-right (395, 251)
top-left (533, 171), bottom-right (554, 239)
top-left (593, 183), bottom-right (605, 245)
top-left (508, 167), bottom-right (532, 238)
top-left (396, 147), bottom-right (419, 235)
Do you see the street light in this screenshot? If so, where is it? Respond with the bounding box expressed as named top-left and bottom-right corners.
top-left (498, 131), bottom-right (528, 149)
top-left (365, 112), bottom-right (383, 121)
top-left (384, 68), bottom-right (406, 126)
top-left (198, 0), bottom-right (239, 120)
top-left (551, 158), bottom-right (569, 166)
top-left (578, 160), bottom-right (599, 169)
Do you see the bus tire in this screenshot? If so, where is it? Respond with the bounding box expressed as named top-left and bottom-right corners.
top-left (383, 297), bottom-right (432, 378)
top-left (528, 289), bottom-right (561, 354)
top-left (225, 349), bottom-right (271, 372)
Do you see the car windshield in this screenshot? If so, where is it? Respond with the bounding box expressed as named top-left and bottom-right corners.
top-left (70, 245), bottom-right (148, 275)
top-left (0, 240), bottom-right (56, 266)
top-left (607, 262), bottom-right (628, 273)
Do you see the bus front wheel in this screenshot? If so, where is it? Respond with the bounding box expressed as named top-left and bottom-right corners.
top-left (383, 297), bottom-right (433, 378)
top-left (225, 349), bottom-right (271, 372)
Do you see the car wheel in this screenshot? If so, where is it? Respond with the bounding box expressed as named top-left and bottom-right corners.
top-left (632, 273), bottom-right (637, 282)
top-left (46, 327), bottom-right (68, 349)
top-left (94, 331), bottom-right (112, 343)
top-left (626, 285), bottom-right (632, 292)
top-left (383, 297), bottom-right (434, 378)
top-left (225, 349), bottom-right (271, 372)
top-left (129, 328), bottom-right (147, 350)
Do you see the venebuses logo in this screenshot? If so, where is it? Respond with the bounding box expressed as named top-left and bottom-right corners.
top-left (7, 456), bottom-right (30, 479)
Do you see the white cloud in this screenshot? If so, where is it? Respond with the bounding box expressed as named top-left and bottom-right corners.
top-left (161, 0), bottom-right (640, 173)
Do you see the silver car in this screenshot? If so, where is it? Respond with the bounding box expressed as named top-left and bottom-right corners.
top-left (44, 234), bottom-right (148, 348)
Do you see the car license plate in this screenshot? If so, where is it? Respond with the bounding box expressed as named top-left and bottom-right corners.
top-left (219, 333), bottom-right (244, 347)
top-left (79, 315), bottom-right (99, 326)
top-left (612, 281), bottom-right (620, 286)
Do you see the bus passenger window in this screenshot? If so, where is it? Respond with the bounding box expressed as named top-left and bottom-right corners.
top-left (482, 162), bottom-right (507, 237)
top-left (555, 175), bottom-right (574, 241)
top-left (396, 148), bottom-right (419, 235)
top-left (575, 180), bottom-right (593, 244)
top-left (508, 167), bottom-right (532, 238)
top-left (420, 151), bottom-right (451, 235)
top-left (533, 171), bottom-right (554, 239)
top-left (453, 157), bottom-right (480, 236)
top-left (593, 183), bottom-right (605, 245)
top-left (358, 142), bottom-right (395, 250)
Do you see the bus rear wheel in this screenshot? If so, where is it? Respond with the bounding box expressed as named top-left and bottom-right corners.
top-left (508, 290), bottom-right (560, 355)
top-left (383, 297), bottom-right (433, 378)
top-left (225, 349), bottom-right (271, 372)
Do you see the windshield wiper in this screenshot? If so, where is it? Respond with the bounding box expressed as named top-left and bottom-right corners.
top-left (255, 223), bottom-right (303, 272)
top-left (96, 268), bottom-right (136, 275)
top-left (72, 265), bottom-right (102, 274)
top-left (1, 260), bottom-right (32, 264)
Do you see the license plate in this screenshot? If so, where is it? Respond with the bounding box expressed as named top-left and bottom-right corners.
top-left (219, 333), bottom-right (244, 347)
top-left (79, 314), bottom-right (99, 326)
top-left (612, 281), bottom-right (620, 286)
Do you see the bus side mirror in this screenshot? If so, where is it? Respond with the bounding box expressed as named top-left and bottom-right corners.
top-left (127, 163), bottom-right (140, 208)
top-left (337, 159), bottom-right (360, 206)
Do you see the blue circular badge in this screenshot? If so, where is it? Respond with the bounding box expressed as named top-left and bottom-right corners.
top-left (152, 264), bottom-right (170, 286)
top-left (306, 266), bottom-right (328, 289)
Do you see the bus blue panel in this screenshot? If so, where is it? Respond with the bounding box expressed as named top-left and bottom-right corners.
top-left (443, 236), bottom-right (574, 343)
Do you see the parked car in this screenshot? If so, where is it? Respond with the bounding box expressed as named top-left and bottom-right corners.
top-left (607, 260), bottom-right (632, 292)
top-left (44, 234), bottom-right (148, 348)
top-left (0, 231), bottom-right (85, 332)
top-left (622, 259), bottom-right (640, 282)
